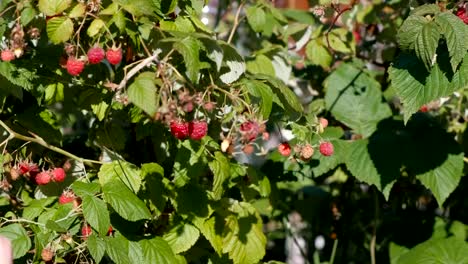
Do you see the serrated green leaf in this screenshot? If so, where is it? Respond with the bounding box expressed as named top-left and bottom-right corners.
top-left (163, 222), bottom-right (200, 254)
top-left (310, 139), bottom-right (349, 177)
top-left (306, 39), bottom-right (332, 69)
top-left (397, 15), bottom-right (427, 51)
top-left (87, 18), bottom-right (105, 37)
top-left (435, 12), bottom-right (468, 71)
top-left (114, 0), bottom-right (157, 16)
top-left (267, 78), bottom-right (303, 112)
top-left (46, 17), bottom-right (74, 44)
top-left (106, 236), bottom-right (131, 264)
top-left (414, 21), bottom-right (440, 69)
top-left (246, 6), bottom-right (266, 32)
top-left (345, 139), bottom-right (396, 199)
top-left (128, 72), bottom-right (157, 116)
top-left (87, 234), bottom-right (106, 263)
top-left (0, 60), bottom-right (35, 90)
top-left (142, 163), bottom-right (166, 215)
top-left (209, 152), bottom-right (230, 200)
top-left (397, 237), bottom-right (468, 264)
top-left (20, 7), bottom-right (36, 26)
top-left (102, 180), bottom-right (151, 221)
top-left (72, 181), bottom-right (101, 197)
top-left (91, 101), bottom-right (109, 121)
top-left (246, 54), bottom-right (276, 77)
top-left (44, 82), bottom-right (64, 104)
top-left (409, 4), bottom-right (440, 16)
top-left (0, 224), bottom-right (31, 259)
top-left (328, 28), bottom-right (354, 54)
top-left (82, 195), bottom-right (111, 235)
top-left (174, 37), bottom-right (202, 83)
top-left (324, 63), bottom-right (392, 137)
top-left (38, 0), bottom-right (71, 16)
top-left (243, 79), bottom-right (274, 118)
top-left (98, 160), bottom-right (142, 193)
top-left (140, 237), bottom-right (178, 264)
top-left (199, 38), bottom-right (223, 71)
top-left (69, 3), bottom-right (86, 18)
top-left (219, 43), bottom-right (246, 84)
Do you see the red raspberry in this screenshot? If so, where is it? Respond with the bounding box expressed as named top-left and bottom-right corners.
top-left (1, 49), bottom-right (15, 61)
top-left (170, 120), bottom-right (189, 139)
top-left (240, 121), bottom-right (260, 142)
top-left (262, 132), bottom-right (270, 141)
top-left (36, 171), bottom-right (51, 185)
top-left (419, 105), bottom-right (428, 112)
top-left (319, 141), bottom-right (334, 156)
top-left (106, 47), bottom-right (122, 65)
top-left (87, 46), bottom-right (105, 64)
top-left (189, 120), bottom-right (208, 140)
top-left (278, 142), bottom-right (291, 157)
top-left (18, 161), bottom-right (31, 175)
top-left (81, 224), bottom-right (92, 240)
top-left (456, 7), bottom-right (468, 24)
top-left (51, 168), bottom-right (66, 182)
top-left (300, 144), bottom-right (314, 160)
top-left (353, 30), bottom-right (362, 43)
top-left (319, 118), bottom-right (328, 128)
top-left (59, 190), bottom-right (75, 204)
top-left (66, 57), bottom-right (85, 76)
top-left (107, 226), bottom-right (114, 236)
top-left (41, 247), bottom-right (54, 262)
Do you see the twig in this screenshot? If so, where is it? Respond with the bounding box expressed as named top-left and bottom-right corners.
top-left (117, 51), bottom-right (161, 90)
top-left (330, 239), bottom-right (339, 264)
top-left (464, 157), bottom-right (468, 163)
top-left (0, 120), bottom-right (104, 166)
top-left (227, 1), bottom-right (245, 44)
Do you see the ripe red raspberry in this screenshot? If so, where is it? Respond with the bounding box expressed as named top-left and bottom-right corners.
top-left (278, 142), bottom-right (291, 157)
top-left (107, 226), bottom-right (114, 236)
top-left (240, 121), bottom-right (260, 142)
top-left (59, 190), bottom-right (75, 204)
top-left (18, 162), bottom-right (31, 175)
top-left (66, 57), bottom-right (85, 76)
top-left (87, 46), bottom-right (105, 64)
top-left (1, 49), bottom-right (15, 61)
top-left (81, 224), bottom-right (92, 240)
top-left (353, 30), bottom-right (362, 43)
top-left (456, 7), bottom-right (468, 24)
top-left (419, 105), bottom-right (428, 112)
top-left (170, 120), bottom-right (189, 139)
top-left (51, 168), bottom-right (66, 182)
top-left (319, 141), bottom-right (334, 156)
top-left (106, 46), bottom-right (122, 65)
top-left (41, 247), bottom-right (54, 262)
top-left (36, 171), bottom-right (51, 185)
top-left (300, 144), bottom-right (314, 160)
top-left (189, 120), bottom-right (208, 140)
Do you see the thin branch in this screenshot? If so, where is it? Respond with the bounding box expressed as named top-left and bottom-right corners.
top-left (464, 157), bottom-right (468, 163)
top-left (0, 120), bottom-right (103, 166)
top-left (227, 1), bottom-right (245, 44)
top-left (117, 51), bottom-right (161, 90)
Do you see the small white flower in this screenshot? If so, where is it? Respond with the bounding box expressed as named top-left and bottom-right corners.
top-left (314, 235), bottom-right (325, 250)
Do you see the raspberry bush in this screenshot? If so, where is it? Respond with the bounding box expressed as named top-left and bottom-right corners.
top-left (0, 0), bottom-right (468, 263)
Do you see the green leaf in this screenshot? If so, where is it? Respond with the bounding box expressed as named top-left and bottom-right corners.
top-left (174, 37), bottom-right (202, 83)
top-left (0, 224), bottom-right (31, 259)
top-left (409, 4), bottom-right (440, 16)
top-left (0, 61), bottom-right (35, 90)
top-left (69, 3), bottom-right (86, 18)
top-left (20, 7), bottom-right (36, 26)
top-left (222, 202), bottom-right (267, 264)
top-left (87, 234), bottom-right (106, 263)
top-left (328, 28), bottom-right (354, 54)
top-left (128, 72), bottom-right (158, 116)
top-left (243, 79), bottom-right (274, 118)
top-left (199, 38), bottom-right (223, 71)
top-left (142, 163), bottom-right (166, 215)
top-left (310, 139), bottom-right (349, 177)
top-left (266, 77), bottom-right (303, 113)
top-left (140, 237), bottom-right (178, 264)
top-left (114, 0), bottom-right (157, 16)
top-left (102, 180), bottom-right (151, 221)
top-left (72, 181), bottom-right (101, 197)
top-left (345, 139), bottom-right (396, 199)
top-left (45, 82), bottom-right (64, 104)
top-left (246, 54), bottom-right (276, 77)
top-left (163, 222), bottom-right (200, 254)
top-left (389, 242), bottom-right (410, 264)
top-left (388, 53), bottom-right (462, 123)
top-left (397, 237), bottom-right (468, 264)
top-left (324, 63), bottom-right (392, 137)
top-left (306, 39), bottom-right (332, 69)
top-left (38, 0), bottom-right (72, 16)
top-left (397, 15), bottom-right (427, 51)
top-left (219, 43), bottom-right (246, 84)
top-left (82, 195), bottom-right (111, 235)
top-left (46, 17), bottom-right (74, 44)
top-left (91, 101), bottom-right (109, 121)
top-left (246, 6), bottom-right (266, 32)
top-left (106, 236), bottom-right (131, 264)
top-left (98, 160), bottom-right (142, 193)
top-left (196, 215), bottom-right (224, 254)
top-left (87, 18), bottom-right (105, 37)
top-left (435, 12), bottom-right (468, 71)
top-left (209, 152), bottom-right (231, 200)
top-left (414, 21), bottom-right (440, 69)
